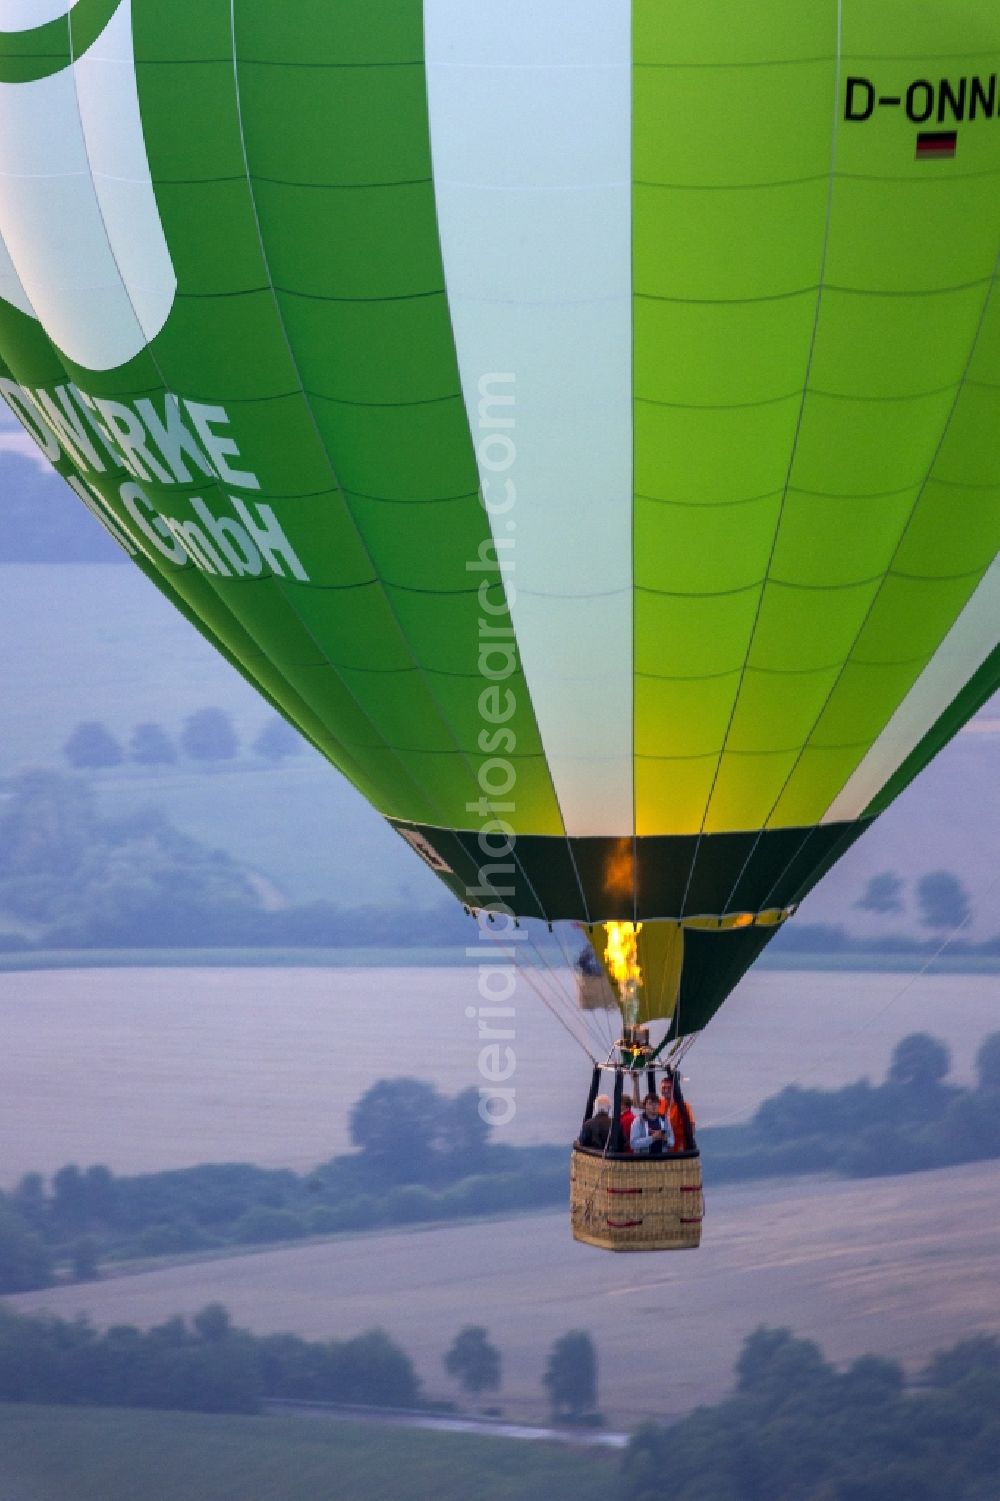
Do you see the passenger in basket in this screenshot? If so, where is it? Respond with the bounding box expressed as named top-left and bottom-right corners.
top-left (618, 1093), bottom-right (635, 1154)
top-left (659, 1071), bottom-right (696, 1153)
top-left (579, 1094), bottom-right (613, 1151)
top-left (630, 1094), bottom-right (674, 1155)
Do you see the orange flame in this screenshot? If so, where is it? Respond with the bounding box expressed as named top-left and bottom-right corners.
top-left (603, 841), bottom-right (634, 899)
top-left (603, 920), bottom-right (643, 998)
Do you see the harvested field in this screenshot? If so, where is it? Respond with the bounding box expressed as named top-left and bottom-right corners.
top-left (9, 1159), bottom-right (1000, 1426)
top-left (2, 966), bottom-right (999, 1183)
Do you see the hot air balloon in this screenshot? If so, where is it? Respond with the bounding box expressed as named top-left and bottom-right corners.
top-left (1, 2), bottom-right (998, 1250)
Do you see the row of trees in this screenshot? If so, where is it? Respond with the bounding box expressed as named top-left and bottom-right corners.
top-left (707, 1031), bottom-right (1000, 1183)
top-left (5, 1042), bottom-right (1000, 1291)
top-left (0, 1079), bottom-right (567, 1291)
top-left (624, 1326), bottom-right (1000, 1500)
top-left (0, 1302), bottom-right (598, 1423)
top-left (444, 1325), bottom-right (598, 1420)
top-left (856, 868), bottom-right (975, 930)
top-left (10, 1291), bottom-right (1000, 1482)
top-left (0, 1303), bottom-right (417, 1415)
top-left (0, 769), bottom-right (993, 958)
top-left (62, 711), bottom-right (302, 770)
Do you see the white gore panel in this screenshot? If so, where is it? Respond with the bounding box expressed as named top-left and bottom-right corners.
top-left (0, 0), bottom-right (176, 370)
top-left (425, 0), bottom-right (634, 836)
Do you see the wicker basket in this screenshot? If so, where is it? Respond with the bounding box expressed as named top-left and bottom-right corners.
top-left (570, 1145), bottom-right (703, 1252)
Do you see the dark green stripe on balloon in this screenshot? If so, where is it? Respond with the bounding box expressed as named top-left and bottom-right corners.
top-left (863, 644), bottom-right (1000, 819)
top-left (0, 0), bottom-right (122, 83)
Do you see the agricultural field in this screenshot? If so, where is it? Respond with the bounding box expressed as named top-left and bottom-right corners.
top-left (0, 1405), bottom-right (614, 1501)
top-left (10, 1160), bottom-right (1000, 1427)
top-left (2, 965), bottom-right (999, 1180)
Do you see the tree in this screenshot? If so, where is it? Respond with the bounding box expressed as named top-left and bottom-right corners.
top-left (542, 1330), bottom-right (597, 1420)
top-left (348, 1079), bottom-right (496, 1184)
top-left (11, 1173), bottom-right (46, 1229)
top-left (83, 1164), bottom-right (116, 1223)
top-left (51, 1164), bottom-right (89, 1228)
top-left (444, 1325), bottom-right (501, 1399)
top-left (752, 1084), bottom-right (833, 1139)
top-left (840, 1353), bottom-right (904, 1406)
top-left (63, 720), bottom-right (124, 770)
top-left (844, 1122), bottom-right (935, 1178)
top-left (348, 1079), bottom-right (448, 1181)
top-left (180, 707), bottom-right (239, 763)
top-left (0, 1200), bottom-right (52, 1292)
top-left (855, 870), bottom-right (904, 913)
top-left (942, 1087), bottom-right (1000, 1163)
top-left (253, 716), bottom-right (302, 764)
top-left (735, 1326), bottom-right (830, 1408)
top-left (923, 1335), bottom-right (1000, 1389)
top-left (193, 1303), bottom-right (232, 1343)
top-left (0, 770), bottom-right (96, 885)
top-left (447, 1087), bottom-right (492, 1165)
top-left (916, 869), bottom-right (972, 931)
top-left (888, 1033), bottom-right (951, 1091)
top-left (70, 1236), bottom-right (100, 1282)
top-left (626, 1328), bottom-right (1000, 1501)
top-left (975, 1032), bottom-right (1000, 1094)
top-left (231, 1207), bottom-right (306, 1244)
top-left (336, 1330), bottom-right (420, 1407)
top-left (129, 722), bottom-right (177, 767)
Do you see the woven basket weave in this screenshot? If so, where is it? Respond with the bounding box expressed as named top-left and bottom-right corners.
top-left (570, 1145), bottom-right (703, 1252)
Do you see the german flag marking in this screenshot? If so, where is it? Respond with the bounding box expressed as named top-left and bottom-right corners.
top-left (916, 130), bottom-right (957, 159)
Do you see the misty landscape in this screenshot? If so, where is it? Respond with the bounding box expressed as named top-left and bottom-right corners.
top-left (1, 0), bottom-right (999, 1475)
top-left (1, 442), bottom-right (998, 1499)
top-left (2, 447), bottom-right (999, 957)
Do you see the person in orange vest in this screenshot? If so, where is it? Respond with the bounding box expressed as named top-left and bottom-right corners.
top-left (618, 1093), bottom-right (635, 1154)
top-left (658, 1070), bottom-right (696, 1153)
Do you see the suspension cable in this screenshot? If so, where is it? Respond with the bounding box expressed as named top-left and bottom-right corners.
top-left (547, 919), bottom-right (619, 1059)
top-left (479, 920), bottom-right (599, 1062)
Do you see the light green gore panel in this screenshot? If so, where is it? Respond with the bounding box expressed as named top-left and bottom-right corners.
top-left (633, 0), bottom-right (1000, 838)
top-left (770, 0), bottom-right (1000, 828)
top-left (632, 0), bottom-right (836, 836)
